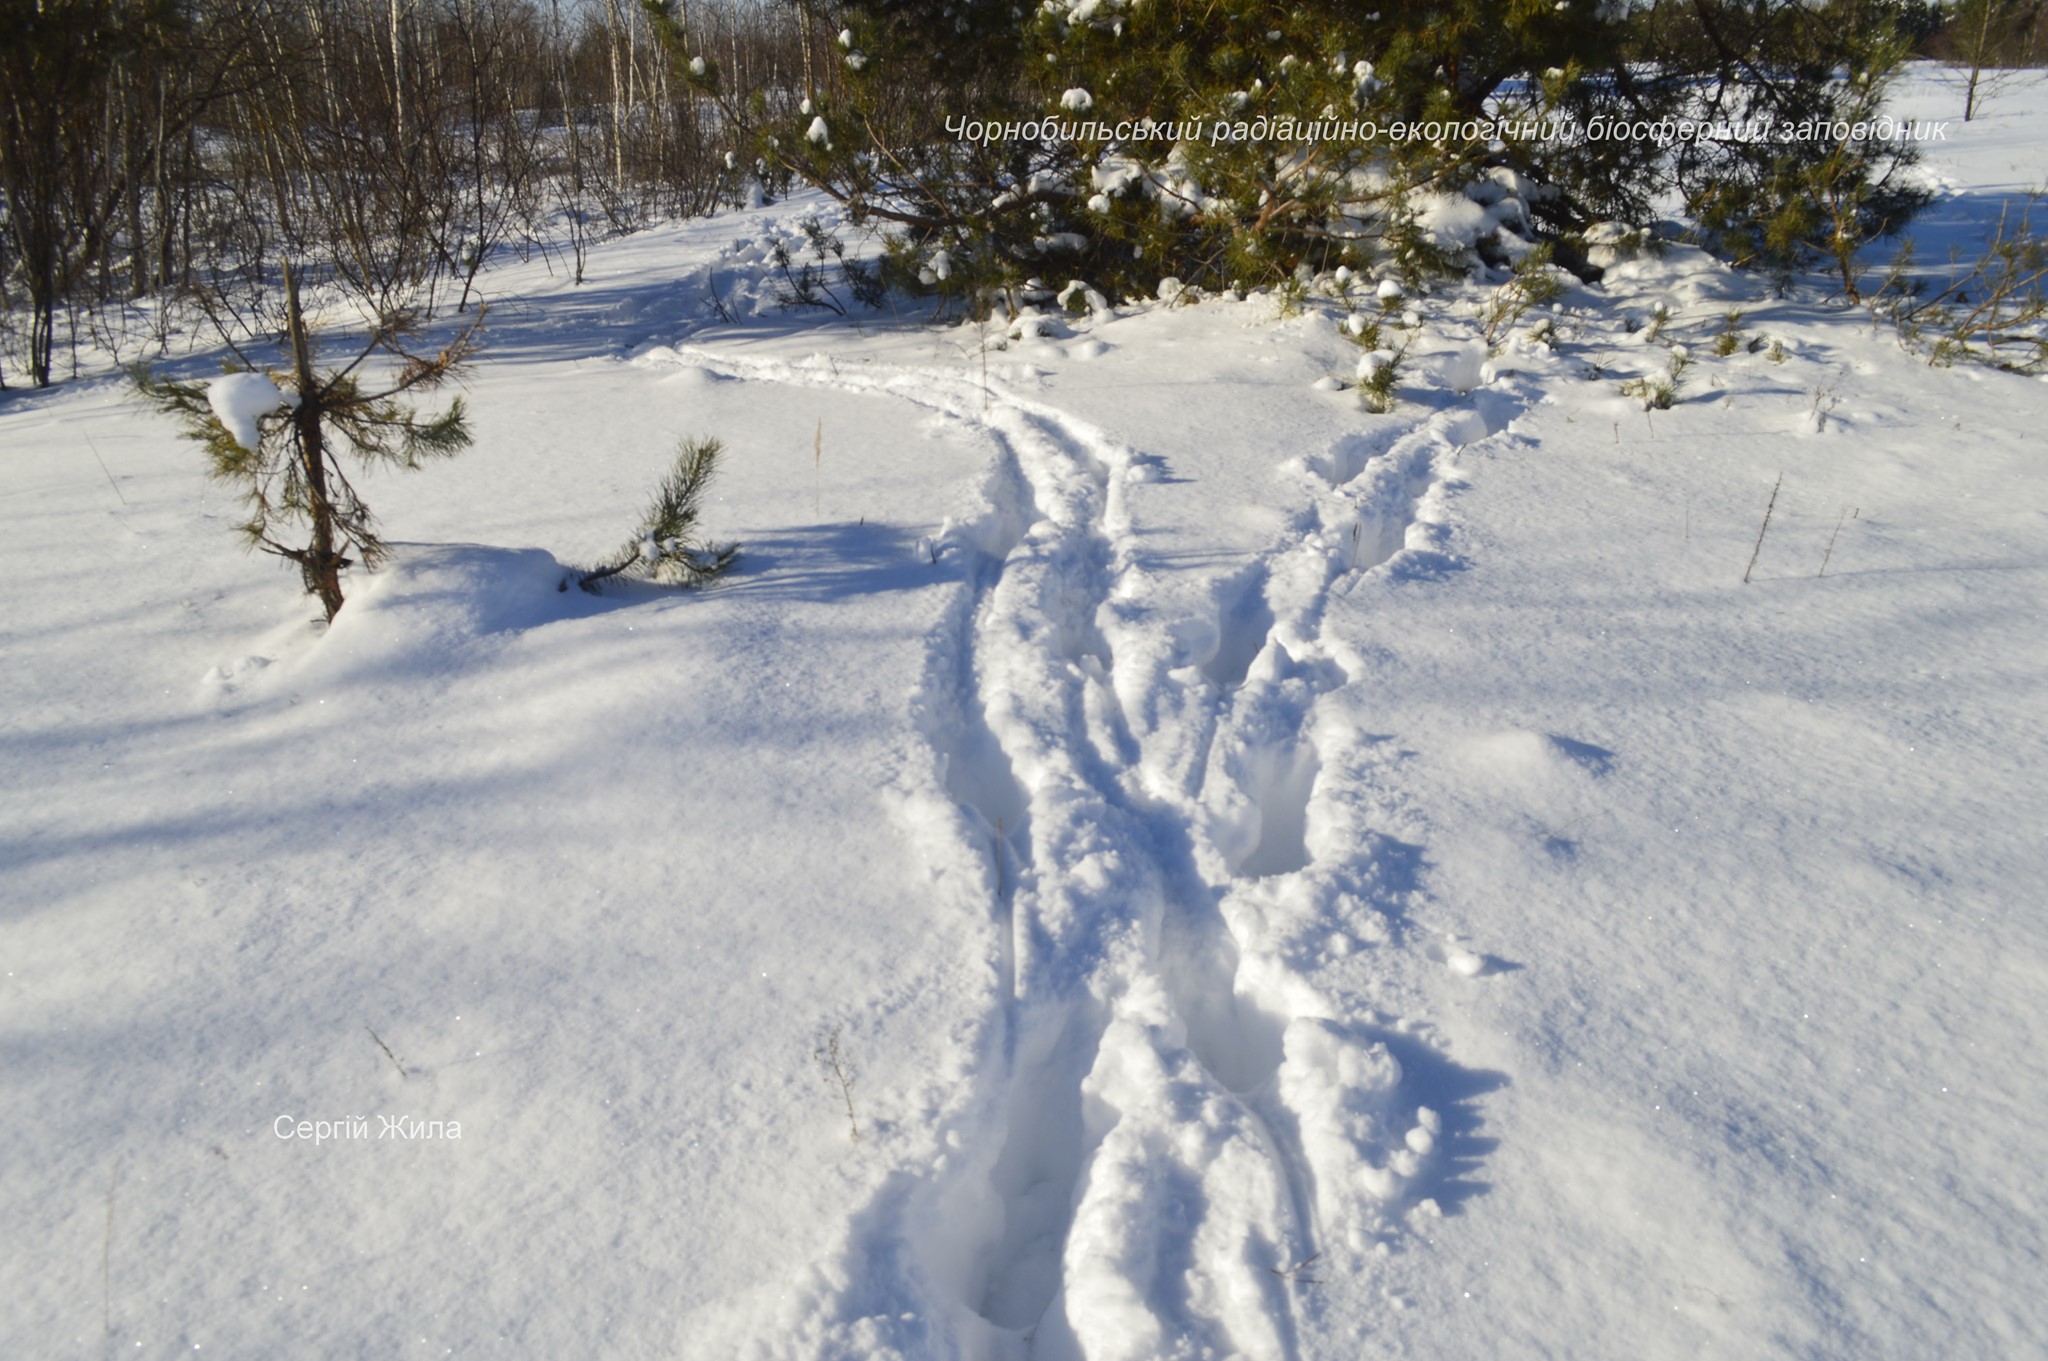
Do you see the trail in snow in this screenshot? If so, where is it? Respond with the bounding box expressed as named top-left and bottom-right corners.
top-left (647, 334), bottom-right (1527, 1358)
top-left (11, 97), bottom-right (2048, 1359)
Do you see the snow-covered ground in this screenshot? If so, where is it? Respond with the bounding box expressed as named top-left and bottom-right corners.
top-left (4, 67), bottom-right (2044, 1360)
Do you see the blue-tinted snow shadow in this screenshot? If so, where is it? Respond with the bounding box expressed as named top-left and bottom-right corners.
top-left (1754, 555), bottom-right (2043, 583)
top-left (1548, 735), bottom-right (1616, 777)
top-left (474, 269), bottom-right (939, 367)
top-left (715, 519), bottom-right (953, 604)
top-left (0, 527), bottom-right (951, 917)
top-left (1369, 1025), bottom-right (1509, 1216)
top-left (1384, 549), bottom-right (1466, 583)
top-left (362, 525), bottom-right (948, 622)
top-left (1333, 809), bottom-right (1429, 925)
top-left (100, 255), bottom-right (934, 393)
top-left (1889, 182), bottom-right (2048, 272)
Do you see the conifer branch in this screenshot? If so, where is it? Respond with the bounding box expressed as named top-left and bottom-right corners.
top-left (576, 436), bottom-right (739, 592)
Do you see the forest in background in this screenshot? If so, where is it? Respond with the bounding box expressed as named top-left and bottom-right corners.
top-left (3, 0), bottom-right (2043, 390)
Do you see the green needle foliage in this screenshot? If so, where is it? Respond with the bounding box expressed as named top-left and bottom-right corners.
top-left (642, 0), bottom-right (1934, 307)
top-left (576, 436), bottom-right (739, 592)
top-left (138, 262), bottom-right (480, 621)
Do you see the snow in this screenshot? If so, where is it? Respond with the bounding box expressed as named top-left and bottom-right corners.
top-left (206, 369), bottom-right (294, 452)
top-left (3, 64), bottom-right (2046, 1361)
top-left (1407, 190), bottom-right (1503, 256)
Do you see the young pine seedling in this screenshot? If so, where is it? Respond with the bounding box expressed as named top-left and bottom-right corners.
top-left (573, 436), bottom-right (738, 592)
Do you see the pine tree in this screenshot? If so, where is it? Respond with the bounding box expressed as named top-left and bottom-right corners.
top-left (138, 263), bottom-right (481, 622)
top-left (642, 0), bottom-right (1936, 302)
top-left (1659, 0), bottom-right (1930, 294)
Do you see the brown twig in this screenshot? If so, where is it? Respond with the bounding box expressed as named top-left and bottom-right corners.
top-left (367, 1025), bottom-right (408, 1079)
top-left (1819, 506), bottom-right (1853, 577)
top-left (814, 1025), bottom-right (860, 1142)
top-left (1743, 473), bottom-right (1782, 584)
top-left (1270, 1250), bottom-right (1323, 1285)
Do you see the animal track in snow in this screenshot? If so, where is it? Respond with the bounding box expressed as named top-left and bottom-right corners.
top-left (646, 339), bottom-right (1524, 1355)
top-left (1199, 566), bottom-right (1277, 692)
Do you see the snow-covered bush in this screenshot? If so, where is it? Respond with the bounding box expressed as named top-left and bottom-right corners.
top-left (637, 0), bottom-right (1618, 305)
top-left (1713, 309), bottom-right (1751, 358)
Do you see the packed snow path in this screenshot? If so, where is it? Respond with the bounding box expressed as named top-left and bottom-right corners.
top-left (649, 343), bottom-right (1520, 1357)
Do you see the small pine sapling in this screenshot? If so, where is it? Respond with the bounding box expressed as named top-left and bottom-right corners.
top-left (770, 216), bottom-right (888, 315)
top-left (574, 436), bottom-right (738, 592)
top-left (1620, 348), bottom-right (1690, 410)
top-left (770, 237), bottom-right (845, 314)
top-left (1640, 302), bottom-right (1671, 343)
top-left (844, 256), bottom-right (888, 311)
top-left (137, 262), bottom-right (480, 621)
top-left (1356, 343), bottom-right (1406, 414)
top-left (1481, 246), bottom-right (1568, 347)
top-left (1713, 309), bottom-right (1749, 357)
top-left (1273, 275), bottom-right (1309, 317)
top-left (1342, 312), bottom-right (1384, 351)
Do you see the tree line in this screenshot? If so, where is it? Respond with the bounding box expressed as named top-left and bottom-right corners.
top-left (0, 0), bottom-right (826, 388)
top-left (5, 0), bottom-right (2042, 389)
